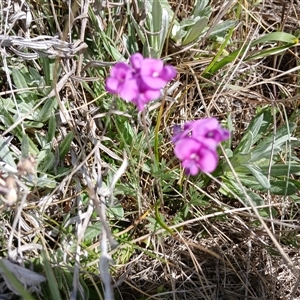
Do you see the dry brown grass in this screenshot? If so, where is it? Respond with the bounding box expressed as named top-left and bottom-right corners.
top-left (0, 0), bottom-right (300, 299)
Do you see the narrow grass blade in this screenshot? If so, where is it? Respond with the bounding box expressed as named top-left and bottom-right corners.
top-left (41, 250), bottom-right (62, 300)
top-left (59, 132), bottom-right (74, 160)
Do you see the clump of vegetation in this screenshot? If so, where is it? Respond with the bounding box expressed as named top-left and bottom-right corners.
top-left (0, 0), bottom-right (300, 299)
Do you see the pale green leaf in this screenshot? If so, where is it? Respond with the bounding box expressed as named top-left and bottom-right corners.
top-left (38, 97), bottom-right (57, 122)
top-left (193, 0), bottom-right (210, 17)
top-left (47, 115), bottom-right (57, 143)
top-left (11, 68), bottom-right (28, 90)
top-left (0, 136), bottom-right (16, 169)
top-left (182, 17), bottom-right (208, 45)
top-left (21, 134), bottom-right (30, 158)
top-left (251, 32), bottom-right (298, 46)
top-left (209, 20), bottom-right (237, 38)
top-left (244, 164), bottom-right (271, 189)
top-left (260, 164), bottom-right (300, 176)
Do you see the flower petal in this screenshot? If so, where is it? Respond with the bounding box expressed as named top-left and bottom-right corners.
top-left (174, 138), bottom-right (201, 160)
top-left (140, 59), bottom-right (166, 89)
top-left (105, 77), bottom-right (119, 94)
top-left (141, 76), bottom-right (166, 90)
top-left (143, 89), bottom-right (161, 101)
top-left (161, 65), bottom-right (176, 81)
top-left (119, 79), bottom-right (139, 101)
top-left (198, 147), bottom-right (218, 173)
top-left (110, 63), bottom-right (132, 80)
top-left (140, 59), bottom-right (164, 75)
top-left (130, 53), bottom-right (144, 70)
top-left (182, 159), bottom-right (200, 176)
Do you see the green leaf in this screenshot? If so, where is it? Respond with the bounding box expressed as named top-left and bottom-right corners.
top-left (0, 109), bottom-right (22, 136)
top-left (251, 32), bottom-right (298, 46)
top-left (58, 132), bottom-right (74, 160)
top-left (257, 121), bottom-right (296, 148)
top-left (182, 17), bottom-right (208, 45)
top-left (190, 196), bottom-right (209, 207)
top-left (209, 20), bottom-right (237, 38)
top-left (227, 152), bottom-right (251, 170)
top-left (289, 179), bottom-right (300, 189)
top-left (34, 175), bottom-right (56, 188)
top-left (38, 97), bottom-right (57, 122)
top-left (250, 132), bottom-right (296, 162)
top-left (0, 109), bottom-right (39, 155)
top-left (21, 134), bottom-right (30, 158)
top-left (247, 44), bottom-right (296, 61)
top-left (193, 0), bottom-right (210, 17)
top-left (171, 22), bottom-right (186, 42)
top-left (259, 207), bottom-right (278, 218)
top-left (246, 190), bottom-right (265, 206)
top-left (205, 32), bottom-right (298, 76)
top-left (28, 136), bottom-right (39, 156)
top-left (158, 8), bottom-right (170, 54)
top-left (202, 25), bottom-right (235, 77)
top-left (144, 0), bottom-right (171, 56)
top-left (40, 57), bottom-right (56, 86)
top-left (84, 222), bottom-right (102, 243)
top-left (260, 164), bottom-right (300, 176)
top-left (152, 0), bottom-right (162, 34)
top-left (129, 18), bottom-right (146, 49)
top-left (244, 163), bottom-right (271, 189)
top-left (0, 136), bottom-right (17, 169)
top-left (226, 178), bottom-right (264, 206)
top-left (238, 174), bottom-right (264, 189)
top-left (35, 132), bottom-right (48, 148)
top-left (29, 66), bottom-right (43, 82)
top-left (47, 115), bottom-right (57, 143)
top-left (238, 175), bottom-right (297, 195)
top-left (235, 109), bottom-right (271, 153)
top-left (41, 251), bottom-right (62, 300)
top-left (11, 68), bottom-right (28, 90)
top-left (269, 180), bottom-right (297, 195)
top-left (107, 203), bottom-right (124, 219)
top-left (38, 149), bottom-right (55, 173)
top-left (180, 18), bottom-right (198, 28)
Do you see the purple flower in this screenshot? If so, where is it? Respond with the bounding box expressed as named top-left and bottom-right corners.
top-left (105, 63), bottom-right (138, 101)
top-left (191, 118), bottom-right (230, 146)
top-left (139, 58), bottom-right (176, 90)
top-left (131, 82), bottom-right (161, 111)
top-left (173, 118), bottom-right (230, 149)
top-left (173, 118), bottom-right (230, 175)
top-left (105, 53), bottom-right (177, 111)
top-left (174, 137), bottom-right (218, 175)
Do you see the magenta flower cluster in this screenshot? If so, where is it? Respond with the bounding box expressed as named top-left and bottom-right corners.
top-left (173, 118), bottom-right (230, 175)
top-left (105, 53), bottom-right (176, 111)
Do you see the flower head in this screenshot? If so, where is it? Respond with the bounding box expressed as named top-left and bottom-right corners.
top-left (173, 118), bottom-right (230, 175)
top-left (190, 118), bottom-right (230, 147)
top-left (174, 137), bottom-right (218, 175)
top-left (173, 118), bottom-right (230, 149)
top-left (105, 63), bottom-right (132, 94)
top-left (139, 59), bottom-right (176, 90)
top-left (105, 53), bottom-right (176, 111)
top-left (131, 83), bottom-right (161, 111)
